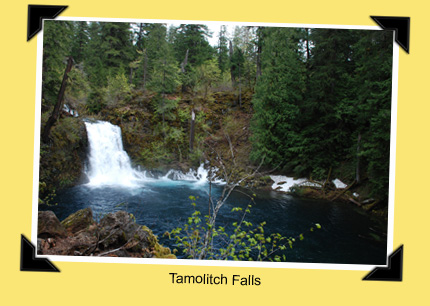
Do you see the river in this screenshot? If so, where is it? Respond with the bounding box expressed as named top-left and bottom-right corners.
top-left (39, 120), bottom-right (388, 264)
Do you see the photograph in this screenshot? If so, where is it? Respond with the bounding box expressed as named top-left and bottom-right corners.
top-left (36, 19), bottom-right (394, 266)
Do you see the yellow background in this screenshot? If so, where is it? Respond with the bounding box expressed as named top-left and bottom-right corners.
top-left (1, 0), bottom-right (428, 304)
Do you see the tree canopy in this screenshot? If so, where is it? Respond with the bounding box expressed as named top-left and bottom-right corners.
top-left (41, 20), bottom-right (393, 202)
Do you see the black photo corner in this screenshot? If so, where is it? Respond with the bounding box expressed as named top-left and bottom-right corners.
top-left (24, 5), bottom-right (406, 279)
top-left (360, 15), bottom-right (409, 282)
top-left (20, 235), bottom-right (60, 272)
top-left (23, 4), bottom-right (68, 273)
top-left (27, 4), bottom-right (68, 41)
top-left (363, 245), bottom-right (403, 281)
top-left (370, 16), bottom-right (410, 53)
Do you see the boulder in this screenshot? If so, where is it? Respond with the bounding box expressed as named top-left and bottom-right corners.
top-left (37, 238), bottom-right (44, 252)
top-left (37, 209), bottom-right (174, 258)
top-left (98, 211), bottom-right (153, 252)
top-left (38, 211), bottom-right (67, 238)
top-left (65, 230), bottom-right (98, 255)
top-left (61, 207), bottom-right (94, 234)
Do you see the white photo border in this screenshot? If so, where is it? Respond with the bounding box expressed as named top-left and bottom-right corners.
top-left (31, 16), bottom-right (399, 271)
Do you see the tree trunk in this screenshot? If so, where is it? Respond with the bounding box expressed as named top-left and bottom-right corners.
top-left (331, 180), bottom-right (356, 201)
top-left (321, 166), bottom-right (332, 194)
top-left (41, 56), bottom-right (73, 143)
top-left (256, 53), bottom-right (262, 80)
top-left (189, 109), bottom-right (195, 153)
top-left (181, 49), bottom-right (189, 93)
top-left (238, 64), bottom-right (242, 108)
top-left (129, 67), bottom-right (133, 84)
top-left (143, 48), bottom-right (148, 90)
top-left (356, 133), bottom-right (361, 183)
top-left (306, 28), bottom-right (311, 62)
top-left (177, 144), bottom-right (182, 163)
top-left (229, 40), bottom-right (236, 87)
top-left (348, 197), bottom-right (362, 207)
top-left (256, 27), bottom-right (262, 80)
top-left (180, 49), bottom-right (189, 73)
top-left (162, 59), bottom-right (166, 138)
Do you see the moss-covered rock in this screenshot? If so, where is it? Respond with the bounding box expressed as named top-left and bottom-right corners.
top-left (37, 209), bottom-right (175, 259)
top-left (140, 225), bottom-right (175, 258)
top-left (98, 211), bottom-right (176, 258)
top-left (39, 116), bottom-right (88, 199)
top-left (61, 207), bottom-right (94, 234)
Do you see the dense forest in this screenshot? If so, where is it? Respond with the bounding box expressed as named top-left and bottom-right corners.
top-left (39, 20), bottom-right (393, 208)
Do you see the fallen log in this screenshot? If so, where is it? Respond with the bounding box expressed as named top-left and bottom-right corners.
top-left (331, 180), bottom-right (356, 201)
top-left (348, 197), bottom-right (362, 207)
top-left (362, 200), bottom-right (381, 211)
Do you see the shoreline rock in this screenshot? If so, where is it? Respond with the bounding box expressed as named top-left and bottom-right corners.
top-left (37, 208), bottom-right (175, 259)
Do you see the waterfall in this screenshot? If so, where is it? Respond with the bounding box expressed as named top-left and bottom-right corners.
top-left (84, 121), bottom-right (146, 187)
top-left (83, 120), bottom-right (223, 187)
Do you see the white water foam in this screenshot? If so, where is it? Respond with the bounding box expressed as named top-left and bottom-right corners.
top-left (161, 164), bottom-right (224, 185)
top-left (84, 120), bottom-right (223, 187)
top-left (270, 175), bottom-right (320, 192)
top-left (270, 175), bottom-right (348, 192)
top-left (84, 121), bottom-right (147, 187)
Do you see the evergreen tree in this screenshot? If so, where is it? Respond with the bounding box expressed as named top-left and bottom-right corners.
top-left (353, 30), bottom-right (393, 199)
top-left (250, 27), bottom-right (306, 166)
top-left (194, 58), bottom-right (221, 98)
top-left (84, 22), bottom-right (106, 88)
top-left (70, 21), bottom-right (89, 64)
top-left (230, 46), bottom-right (245, 87)
top-left (42, 20), bottom-right (74, 109)
top-left (217, 25), bottom-right (229, 74)
top-left (171, 24), bottom-right (214, 92)
top-left (132, 23), bottom-right (168, 88)
top-left (231, 26), bottom-right (258, 88)
top-left (147, 28), bottom-right (180, 136)
top-left (99, 22), bottom-right (134, 77)
top-left (173, 24), bottom-right (214, 66)
top-left (297, 29), bottom-right (360, 178)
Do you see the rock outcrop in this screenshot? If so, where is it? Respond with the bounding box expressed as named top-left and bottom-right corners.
top-left (37, 208), bottom-right (175, 259)
top-left (38, 117), bottom-right (88, 201)
top-left (38, 211), bottom-right (67, 238)
top-left (61, 207), bottom-right (95, 233)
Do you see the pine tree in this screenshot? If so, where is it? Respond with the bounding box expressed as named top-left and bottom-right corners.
top-left (171, 24), bottom-right (215, 92)
top-left (297, 29), bottom-right (360, 178)
top-left (70, 21), bottom-right (89, 64)
top-left (99, 22), bottom-right (134, 77)
top-left (148, 28), bottom-right (180, 137)
top-left (42, 20), bottom-right (74, 109)
top-left (353, 30), bottom-right (393, 199)
top-left (173, 24), bottom-right (214, 66)
top-left (84, 22), bottom-right (106, 88)
top-left (250, 27), bottom-right (306, 166)
top-left (217, 25), bottom-right (229, 74)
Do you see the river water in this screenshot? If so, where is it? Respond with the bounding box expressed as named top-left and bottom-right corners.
top-left (40, 120), bottom-right (388, 265)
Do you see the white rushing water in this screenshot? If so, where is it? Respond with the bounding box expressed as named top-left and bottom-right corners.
top-left (84, 121), bottom-right (147, 187)
top-left (84, 120), bottom-right (221, 187)
top-left (270, 175), bottom-right (348, 192)
top-left (161, 164), bottom-right (224, 185)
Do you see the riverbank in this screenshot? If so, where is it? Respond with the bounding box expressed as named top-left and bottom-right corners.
top-left (37, 207), bottom-right (175, 258)
top-left (262, 174), bottom-right (388, 220)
